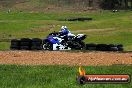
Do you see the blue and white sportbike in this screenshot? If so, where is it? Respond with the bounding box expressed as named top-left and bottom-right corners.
top-left (42, 26), bottom-right (86, 50)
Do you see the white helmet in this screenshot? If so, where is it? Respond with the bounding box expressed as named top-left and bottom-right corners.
top-left (61, 26), bottom-right (65, 29)
top-left (61, 26), bottom-right (67, 30)
top-left (60, 26), bottom-right (69, 34)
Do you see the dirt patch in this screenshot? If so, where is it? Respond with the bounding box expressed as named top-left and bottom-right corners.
top-left (0, 51), bottom-right (132, 66)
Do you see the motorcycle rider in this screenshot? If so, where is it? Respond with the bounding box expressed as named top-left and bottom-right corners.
top-left (59, 26), bottom-right (75, 38)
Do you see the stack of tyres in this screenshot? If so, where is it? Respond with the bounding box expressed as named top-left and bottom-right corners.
top-left (10, 39), bottom-right (20, 50)
top-left (117, 44), bottom-right (123, 51)
top-left (85, 44), bottom-right (124, 51)
top-left (107, 44), bottom-right (118, 51)
top-left (85, 44), bottom-right (96, 50)
top-left (96, 44), bottom-right (108, 51)
top-left (10, 38), bottom-right (43, 50)
top-left (31, 38), bottom-right (42, 50)
top-left (20, 38), bottom-right (32, 50)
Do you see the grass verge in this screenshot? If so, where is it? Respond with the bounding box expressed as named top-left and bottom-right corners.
top-left (0, 65), bottom-right (131, 88)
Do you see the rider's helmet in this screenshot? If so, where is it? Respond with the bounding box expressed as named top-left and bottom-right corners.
top-left (60, 26), bottom-right (69, 35)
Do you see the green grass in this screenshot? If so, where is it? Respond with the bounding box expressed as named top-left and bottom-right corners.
top-left (0, 65), bottom-right (131, 88)
top-left (0, 42), bottom-right (10, 50)
top-left (0, 11), bottom-right (132, 51)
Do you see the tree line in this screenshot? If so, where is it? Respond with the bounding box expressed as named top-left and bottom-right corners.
top-left (38, 0), bottom-right (132, 9)
top-left (0, 0), bottom-right (132, 10)
top-left (100, 0), bottom-right (132, 9)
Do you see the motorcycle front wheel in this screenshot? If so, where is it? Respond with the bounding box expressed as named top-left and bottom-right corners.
top-left (43, 42), bottom-right (53, 50)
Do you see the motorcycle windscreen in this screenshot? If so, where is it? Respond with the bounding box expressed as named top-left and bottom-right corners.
top-left (48, 38), bottom-right (60, 44)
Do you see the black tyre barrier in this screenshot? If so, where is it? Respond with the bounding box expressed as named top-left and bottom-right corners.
top-left (32, 42), bottom-right (42, 46)
top-left (20, 46), bottom-right (30, 50)
top-left (71, 41), bottom-right (85, 50)
top-left (118, 47), bottom-right (124, 51)
top-left (20, 38), bottom-right (32, 46)
top-left (31, 38), bottom-right (42, 50)
top-left (66, 17), bottom-right (92, 21)
top-left (107, 44), bottom-right (118, 51)
top-left (109, 47), bottom-right (118, 51)
top-left (21, 38), bottom-right (32, 42)
top-left (10, 39), bottom-right (20, 50)
top-left (85, 44), bottom-right (96, 50)
top-left (19, 38), bottom-right (32, 50)
top-left (20, 42), bottom-right (31, 46)
top-left (32, 38), bottom-right (42, 45)
top-left (86, 44), bottom-right (124, 51)
top-left (78, 18), bottom-right (92, 21)
top-left (10, 38), bottom-right (43, 50)
top-left (117, 44), bottom-right (123, 47)
top-left (31, 45), bottom-right (42, 50)
top-left (117, 44), bottom-right (124, 51)
top-left (96, 44), bottom-right (108, 51)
